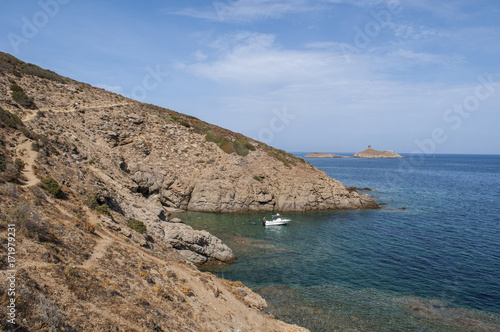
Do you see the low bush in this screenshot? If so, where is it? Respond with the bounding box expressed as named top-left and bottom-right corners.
top-left (14, 158), bottom-right (25, 172)
top-left (126, 218), bottom-right (147, 234)
top-left (95, 204), bottom-right (112, 217)
top-left (41, 177), bottom-right (63, 198)
top-left (84, 193), bottom-right (112, 217)
top-left (244, 141), bottom-right (256, 151)
top-left (0, 107), bottom-right (23, 129)
top-left (253, 176), bottom-right (263, 182)
top-left (205, 131), bottom-right (223, 144)
top-left (219, 141), bottom-right (235, 154)
top-left (10, 83), bottom-right (37, 109)
top-left (233, 140), bottom-right (249, 156)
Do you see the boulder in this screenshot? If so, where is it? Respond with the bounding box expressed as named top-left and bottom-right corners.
top-left (163, 223), bottom-right (236, 264)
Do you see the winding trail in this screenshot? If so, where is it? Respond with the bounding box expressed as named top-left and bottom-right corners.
top-left (13, 102), bottom-right (132, 186)
top-left (21, 102), bottom-right (133, 122)
top-left (15, 139), bottom-right (40, 187)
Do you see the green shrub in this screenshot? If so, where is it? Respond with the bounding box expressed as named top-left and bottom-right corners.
top-left (41, 177), bottom-right (63, 198)
top-left (233, 140), bottom-right (249, 156)
top-left (127, 218), bottom-right (147, 234)
top-left (31, 142), bottom-right (39, 152)
top-left (253, 176), bottom-right (263, 182)
top-left (14, 158), bottom-right (24, 172)
top-left (83, 194), bottom-right (99, 209)
top-left (0, 108), bottom-right (23, 129)
top-left (192, 120), bottom-right (208, 134)
top-left (244, 141), bottom-right (256, 151)
top-left (219, 141), bottom-right (235, 154)
top-left (12, 70), bottom-right (22, 78)
top-left (205, 131), bottom-right (223, 144)
top-left (84, 193), bottom-right (111, 217)
top-left (10, 83), bottom-right (37, 109)
top-left (95, 204), bottom-right (112, 217)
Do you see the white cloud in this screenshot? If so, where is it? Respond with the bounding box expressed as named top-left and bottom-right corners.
top-left (182, 32), bottom-right (470, 115)
top-left (194, 50), bottom-right (208, 61)
top-left (169, 0), bottom-right (316, 23)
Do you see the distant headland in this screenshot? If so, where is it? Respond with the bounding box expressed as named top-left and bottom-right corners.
top-left (303, 152), bottom-right (351, 158)
top-left (304, 146), bottom-right (404, 159)
top-left (353, 145), bottom-right (404, 158)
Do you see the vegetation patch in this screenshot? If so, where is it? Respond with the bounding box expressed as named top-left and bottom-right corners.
top-left (0, 107), bottom-right (23, 129)
top-left (20, 63), bottom-right (67, 83)
top-left (127, 218), bottom-right (147, 234)
top-left (41, 177), bottom-right (63, 198)
top-left (14, 158), bottom-right (25, 172)
top-left (233, 139), bottom-right (250, 156)
top-left (83, 193), bottom-right (112, 217)
top-left (253, 176), bottom-right (263, 182)
top-left (205, 131), bottom-right (223, 144)
top-left (10, 83), bottom-right (37, 109)
top-left (219, 141), bottom-right (235, 154)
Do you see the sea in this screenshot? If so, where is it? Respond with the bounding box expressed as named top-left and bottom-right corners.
top-left (182, 153), bottom-right (500, 331)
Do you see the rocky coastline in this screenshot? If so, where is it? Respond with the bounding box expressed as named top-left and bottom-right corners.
top-left (303, 152), bottom-right (350, 158)
top-left (0, 52), bottom-right (379, 331)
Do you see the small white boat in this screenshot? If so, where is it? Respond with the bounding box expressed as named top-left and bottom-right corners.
top-left (263, 213), bottom-right (290, 226)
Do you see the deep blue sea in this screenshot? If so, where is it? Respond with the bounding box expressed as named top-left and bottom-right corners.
top-left (183, 154), bottom-right (500, 331)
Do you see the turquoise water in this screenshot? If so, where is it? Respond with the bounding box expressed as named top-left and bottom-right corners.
top-left (182, 154), bottom-right (500, 331)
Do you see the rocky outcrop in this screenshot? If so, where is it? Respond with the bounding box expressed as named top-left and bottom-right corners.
top-left (164, 223), bottom-right (237, 265)
top-left (354, 145), bottom-right (404, 158)
top-left (303, 152), bottom-right (350, 158)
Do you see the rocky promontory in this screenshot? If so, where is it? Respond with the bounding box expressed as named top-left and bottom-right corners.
top-left (353, 145), bottom-right (404, 158)
top-left (303, 152), bottom-right (350, 158)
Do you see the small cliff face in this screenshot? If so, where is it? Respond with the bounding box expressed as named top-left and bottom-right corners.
top-left (353, 146), bottom-right (404, 158)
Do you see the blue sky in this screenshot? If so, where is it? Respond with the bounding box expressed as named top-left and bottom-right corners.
top-left (1, 0), bottom-right (499, 154)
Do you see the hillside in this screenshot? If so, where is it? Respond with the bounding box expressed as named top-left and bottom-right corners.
top-left (0, 52), bottom-right (376, 331)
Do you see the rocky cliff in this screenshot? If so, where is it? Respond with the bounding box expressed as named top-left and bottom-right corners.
top-left (353, 145), bottom-right (404, 158)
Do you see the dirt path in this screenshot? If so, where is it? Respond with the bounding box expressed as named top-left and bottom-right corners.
top-left (21, 102), bottom-right (133, 122)
top-left (16, 139), bottom-right (40, 187)
top-left (81, 230), bottom-right (113, 269)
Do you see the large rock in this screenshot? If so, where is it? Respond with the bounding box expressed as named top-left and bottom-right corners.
top-left (353, 145), bottom-right (404, 158)
top-left (163, 223), bottom-right (237, 264)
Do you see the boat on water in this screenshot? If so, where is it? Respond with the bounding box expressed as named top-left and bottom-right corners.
top-left (263, 213), bottom-right (290, 226)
